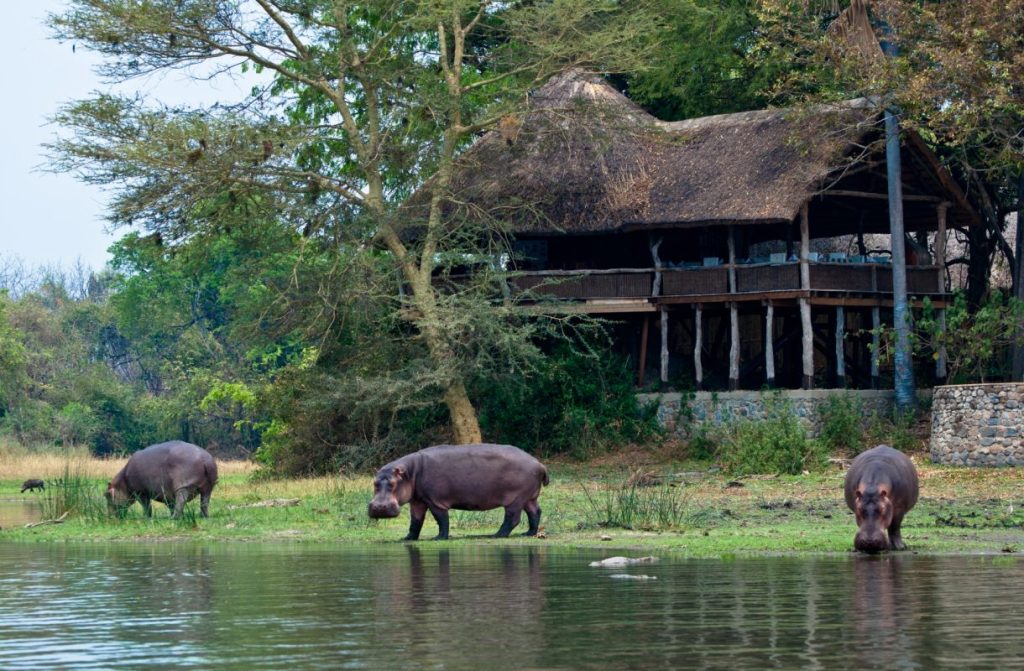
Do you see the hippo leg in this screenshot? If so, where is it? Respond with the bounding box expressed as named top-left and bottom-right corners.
top-left (524, 500), bottom-right (542, 536)
top-left (199, 489), bottom-right (211, 518)
top-left (429, 506), bottom-right (450, 540)
top-left (495, 507), bottom-right (523, 538)
top-left (172, 487), bottom-right (194, 518)
top-left (888, 513), bottom-right (907, 551)
top-left (140, 496), bottom-right (153, 518)
top-left (406, 501), bottom-right (427, 541)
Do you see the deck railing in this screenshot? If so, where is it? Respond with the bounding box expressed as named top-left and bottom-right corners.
top-left (501, 262), bottom-right (942, 301)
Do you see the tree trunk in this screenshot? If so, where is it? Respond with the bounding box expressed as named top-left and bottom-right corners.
top-left (1012, 172), bottom-right (1024, 381)
top-left (445, 379), bottom-right (483, 444)
top-left (886, 109), bottom-right (915, 412)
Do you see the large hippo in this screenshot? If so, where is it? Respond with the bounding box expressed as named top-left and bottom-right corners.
top-left (368, 443), bottom-right (549, 540)
top-left (106, 441), bottom-right (218, 518)
top-left (844, 445), bottom-right (919, 553)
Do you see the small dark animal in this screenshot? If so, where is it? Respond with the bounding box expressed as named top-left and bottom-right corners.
top-left (368, 443), bottom-right (548, 541)
top-left (20, 479), bottom-right (45, 493)
top-left (844, 445), bottom-right (919, 553)
top-left (106, 440), bottom-right (218, 518)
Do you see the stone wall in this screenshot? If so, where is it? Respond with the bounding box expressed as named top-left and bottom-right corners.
top-left (638, 389), bottom-right (929, 437)
top-left (930, 383), bottom-right (1024, 466)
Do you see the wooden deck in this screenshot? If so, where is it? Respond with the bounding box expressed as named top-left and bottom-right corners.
top-left (503, 262), bottom-right (947, 308)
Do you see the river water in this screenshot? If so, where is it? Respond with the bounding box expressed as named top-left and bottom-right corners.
top-left (0, 542), bottom-right (1021, 670)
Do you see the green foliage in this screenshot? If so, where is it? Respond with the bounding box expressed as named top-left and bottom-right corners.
top-left (817, 393), bottom-right (865, 454)
top-left (580, 477), bottom-right (690, 530)
top-left (714, 394), bottom-right (826, 476)
top-left (475, 341), bottom-right (663, 458)
top-left (621, 0), bottom-right (785, 120)
top-left (873, 292), bottom-right (1024, 384)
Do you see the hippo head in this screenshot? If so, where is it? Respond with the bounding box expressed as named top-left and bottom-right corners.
top-left (105, 480), bottom-right (131, 516)
top-left (853, 484), bottom-right (894, 553)
top-left (368, 465), bottom-right (412, 519)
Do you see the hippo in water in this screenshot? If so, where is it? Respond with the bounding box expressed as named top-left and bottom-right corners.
top-left (368, 443), bottom-right (549, 540)
top-left (20, 479), bottom-right (45, 493)
top-left (844, 445), bottom-right (919, 553)
top-left (106, 441), bottom-right (218, 518)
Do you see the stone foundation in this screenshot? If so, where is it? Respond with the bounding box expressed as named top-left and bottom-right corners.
top-left (930, 383), bottom-right (1024, 466)
top-left (639, 389), bottom-right (929, 437)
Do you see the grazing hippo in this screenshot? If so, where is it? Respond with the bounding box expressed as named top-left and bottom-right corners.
top-left (368, 443), bottom-right (549, 540)
top-left (106, 441), bottom-right (218, 518)
top-left (844, 445), bottom-right (919, 553)
top-left (20, 479), bottom-right (45, 493)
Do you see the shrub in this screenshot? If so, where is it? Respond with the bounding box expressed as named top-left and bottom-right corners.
top-left (817, 393), bottom-right (865, 454)
top-left (476, 342), bottom-right (663, 458)
top-left (715, 394), bottom-right (827, 476)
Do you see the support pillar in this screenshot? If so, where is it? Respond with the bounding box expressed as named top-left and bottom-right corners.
top-left (886, 108), bottom-right (916, 410)
top-left (871, 306), bottom-right (881, 389)
top-left (694, 304), bottom-right (703, 390)
top-left (727, 226), bottom-right (739, 390)
top-left (765, 302), bottom-right (775, 388)
top-left (935, 203), bottom-right (948, 384)
top-left (660, 307), bottom-right (669, 387)
top-left (835, 305), bottom-right (846, 388)
top-left (799, 203), bottom-right (814, 389)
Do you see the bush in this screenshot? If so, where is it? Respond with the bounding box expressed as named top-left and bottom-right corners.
top-left (581, 477), bottom-right (690, 530)
top-left (475, 342), bottom-right (663, 458)
top-left (817, 393), bottom-right (865, 454)
top-left (715, 394), bottom-right (827, 476)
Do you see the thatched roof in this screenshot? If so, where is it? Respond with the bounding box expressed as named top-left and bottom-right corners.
top-left (429, 70), bottom-right (976, 235)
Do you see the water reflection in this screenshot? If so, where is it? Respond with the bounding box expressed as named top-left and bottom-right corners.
top-left (0, 499), bottom-right (42, 528)
top-left (0, 544), bottom-right (1022, 670)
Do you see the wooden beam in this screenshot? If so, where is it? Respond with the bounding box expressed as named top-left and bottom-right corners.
top-left (835, 305), bottom-right (846, 388)
top-left (660, 307), bottom-right (669, 385)
top-left (637, 315), bottom-right (650, 386)
top-left (935, 202), bottom-right (948, 384)
top-left (871, 306), bottom-right (881, 389)
top-left (821, 189), bottom-right (944, 203)
top-left (765, 302), bottom-right (775, 388)
top-left (729, 302), bottom-right (739, 390)
top-left (800, 203), bottom-right (814, 389)
top-left (694, 304), bottom-right (703, 390)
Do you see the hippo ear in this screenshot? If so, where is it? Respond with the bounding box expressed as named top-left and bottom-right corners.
top-left (393, 466), bottom-right (406, 480)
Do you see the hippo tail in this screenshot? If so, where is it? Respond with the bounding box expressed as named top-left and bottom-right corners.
top-left (541, 467), bottom-right (550, 487)
top-left (205, 458), bottom-right (219, 486)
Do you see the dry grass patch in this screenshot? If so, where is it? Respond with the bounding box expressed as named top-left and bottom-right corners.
top-left (0, 446), bottom-right (256, 482)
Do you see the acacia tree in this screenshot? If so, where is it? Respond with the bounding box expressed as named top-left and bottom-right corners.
top-left (48, 1), bottom-right (661, 443)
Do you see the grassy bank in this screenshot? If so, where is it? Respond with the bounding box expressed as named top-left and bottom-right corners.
top-left (4, 450), bottom-right (1024, 557)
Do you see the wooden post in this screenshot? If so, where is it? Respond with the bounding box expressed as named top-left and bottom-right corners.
top-left (694, 304), bottom-right (704, 390)
top-left (935, 203), bottom-right (948, 384)
top-left (765, 301), bottom-right (775, 388)
top-left (660, 307), bottom-right (669, 386)
top-left (886, 108), bottom-right (916, 410)
top-left (799, 203), bottom-right (814, 389)
top-left (835, 305), bottom-right (846, 388)
top-left (728, 226), bottom-right (739, 390)
top-left (871, 306), bottom-right (881, 389)
top-left (637, 315), bottom-right (650, 386)
top-left (649, 234), bottom-right (663, 298)
top-left (729, 303), bottom-right (739, 391)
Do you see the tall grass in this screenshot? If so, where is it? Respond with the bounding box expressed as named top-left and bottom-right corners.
top-left (40, 462), bottom-right (108, 521)
top-left (580, 478), bottom-right (690, 531)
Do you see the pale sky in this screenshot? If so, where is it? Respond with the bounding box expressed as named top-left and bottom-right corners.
top-left (2, 1), bottom-right (258, 272)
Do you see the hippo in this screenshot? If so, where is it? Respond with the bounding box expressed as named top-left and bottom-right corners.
top-left (20, 479), bottom-right (45, 493)
top-left (368, 443), bottom-right (549, 540)
top-left (106, 441), bottom-right (218, 518)
top-left (844, 445), bottom-right (919, 553)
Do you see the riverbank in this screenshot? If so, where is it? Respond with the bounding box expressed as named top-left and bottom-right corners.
top-left (3, 451), bottom-right (1024, 556)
